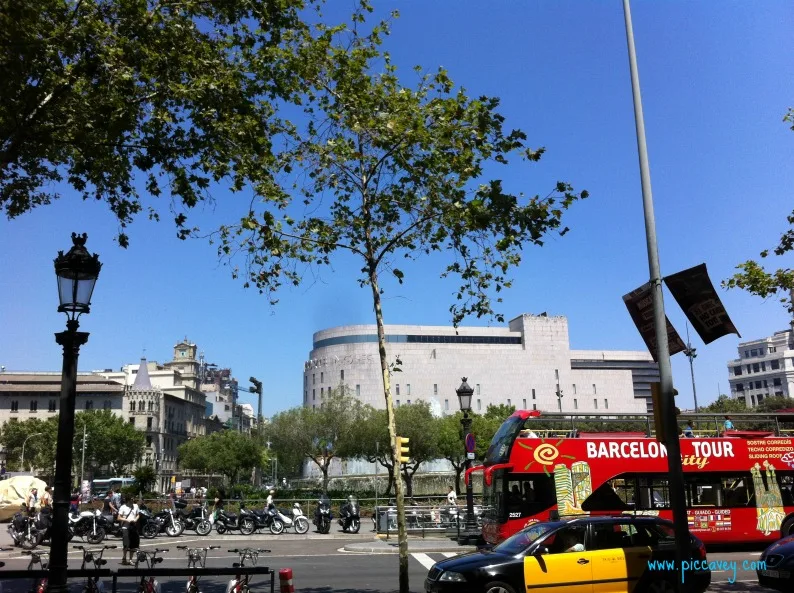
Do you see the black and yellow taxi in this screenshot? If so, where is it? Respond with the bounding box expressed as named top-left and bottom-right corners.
top-left (425, 515), bottom-right (711, 593)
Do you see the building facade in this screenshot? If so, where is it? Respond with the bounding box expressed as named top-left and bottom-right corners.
top-left (728, 327), bottom-right (794, 406)
top-left (303, 314), bottom-right (658, 415)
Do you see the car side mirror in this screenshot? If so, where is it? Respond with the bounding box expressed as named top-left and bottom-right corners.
top-left (533, 546), bottom-right (549, 556)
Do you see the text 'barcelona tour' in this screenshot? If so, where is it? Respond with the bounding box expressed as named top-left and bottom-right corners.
top-left (586, 440), bottom-right (735, 469)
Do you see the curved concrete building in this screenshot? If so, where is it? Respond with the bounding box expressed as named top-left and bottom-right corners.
top-left (303, 314), bottom-right (658, 415)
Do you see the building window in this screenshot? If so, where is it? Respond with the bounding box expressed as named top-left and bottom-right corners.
top-left (407, 384), bottom-right (411, 395)
top-left (604, 399), bottom-right (608, 409)
top-left (433, 384), bottom-right (438, 395)
top-left (573, 384), bottom-right (577, 394)
top-left (129, 417), bottom-right (135, 424)
top-left (770, 346), bottom-right (777, 353)
top-left (320, 387), bottom-right (324, 397)
top-left (522, 398), bottom-right (527, 409)
top-left (532, 389), bottom-right (536, 400)
top-left (30, 400), bottom-right (38, 412)
top-left (396, 400), bottom-right (400, 407)
top-left (48, 400), bottom-right (56, 412)
top-left (356, 384), bottom-right (361, 397)
top-left (312, 389), bottom-right (316, 400)
top-left (146, 436), bottom-right (152, 447)
top-left (129, 401), bottom-right (135, 411)
top-left (747, 365), bottom-right (752, 374)
top-left (574, 399), bottom-right (578, 410)
top-left (313, 374), bottom-right (316, 385)
top-left (744, 350), bottom-right (749, 358)
top-left (771, 359), bottom-right (780, 370)
top-left (147, 417), bottom-right (153, 429)
top-left (320, 372), bottom-right (324, 383)
top-left (304, 375), bottom-right (307, 386)
top-left (593, 384), bottom-right (597, 395)
top-left (477, 399), bottom-right (482, 411)
top-left (751, 394), bottom-right (756, 406)
top-left (340, 370), bottom-right (345, 381)
top-left (507, 398), bottom-right (512, 406)
top-left (755, 381), bottom-right (762, 389)
top-left (735, 384), bottom-right (744, 391)
top-left (555, 369), bottom-right (559, 381)
top-left (751, 349), bottom-right (758, 356)
top-left (774, 378), bottom-right (782, 386)
top-left (85, 400), bottom-right (93, 410)
top-left (733, 366), bottom-right (742, 376)
top-left (758, 394), bottom-right (765, 404)
top-left (594, 399), bottom-right (598, 409)
top-left (444, 399), bottom-right (449, 411)
top-left (533, 404), bottom-right (537, 410)
top-left (753, 363), bottom-right (760, 373)
top-left (407, 399), bottom-right (411, 405)
top-left (761, 362), bottom-right (766, 371)
top-left (396, 384), bottom-right (400, 396)
top-left (763, 380), bottom-right (768, 388)
top-left (476, 384), bottom-right (481, 395)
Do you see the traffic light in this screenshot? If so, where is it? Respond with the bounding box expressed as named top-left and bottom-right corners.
top-left (396, 436), bottom-right (410, 464)
top-left (249, 377), bottom-right (262, 395)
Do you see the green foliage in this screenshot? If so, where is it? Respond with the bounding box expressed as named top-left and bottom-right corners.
top-left (484, 403), bottom-right (516, 421)
top-left (0, 0), bottom-right (328, 246)
top-left (178, 429), bottom-right (264, 484)
top-left (76, 410), bottom-right (146, 475)
top-left (699, 394), bottom-right (749, 414)
top-left (132, 465), bottom-right (157, 494)
top-left (0, 416), bottom-right (59, 473)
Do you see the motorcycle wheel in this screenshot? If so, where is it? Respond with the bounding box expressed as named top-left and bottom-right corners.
top-left (294, 516), bottom-right (309, 535)
top-left (269, 520), bottom-right (284, 535)
top-left (142, 522), bottom-right (159, 539)
top-left (86, 527), bottom-right (106, 545)
top-left (196, 520), bottom-right (212, 536)
top-left (21, 533), bottom-right (38, 550)
top-left (239, 517), bottom-right (255, 536)
top-left (216, 523), bottom-right (227, 535)
top-left (319, 517), bottom-right (330, 534)
top-left (166, 520), bottom-right (184, 537)
top-left (349, 518), bottom-right (361, 534)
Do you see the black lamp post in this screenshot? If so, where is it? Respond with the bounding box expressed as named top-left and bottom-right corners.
top-left (49, 233), bottom-right (101, 593)
top-left (455, 377), bottom-right (476, 533)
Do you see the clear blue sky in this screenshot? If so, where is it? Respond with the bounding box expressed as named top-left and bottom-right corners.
top-left (1, 1), bottom-right (792, 417)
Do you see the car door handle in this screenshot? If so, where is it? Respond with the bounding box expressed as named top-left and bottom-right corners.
top-left (577, 558), bottom-right (590, 565)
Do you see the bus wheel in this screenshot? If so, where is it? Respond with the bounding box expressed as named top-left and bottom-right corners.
top-left (647, 577), bottom-right (676, 593)
top-left (781, 517), bottom-right (794, 538)
top-left (485, 582), bottom-right (516, 593)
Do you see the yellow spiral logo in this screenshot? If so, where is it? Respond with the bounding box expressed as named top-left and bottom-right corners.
top-left (533, 443), bottom-right (559, 466)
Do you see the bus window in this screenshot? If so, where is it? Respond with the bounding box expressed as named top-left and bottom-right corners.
top-left (502, 475), bottom-right (555, 519)
top-left (777, 472), bottom-right (794, 507)
top-left (609, 478), bottom-right (636, 509)
top-left (638, 476), bottom-right (670, 509)
top-left (721, 475), bottom-right (754, 507)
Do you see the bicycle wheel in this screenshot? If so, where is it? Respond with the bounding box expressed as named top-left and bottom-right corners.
top-left (196, 520), bottom-right (212, 536)
top-left (239, 517), bottom-right (255, 536)
top-left (294, 516), bottom-right (309, 535)
top-left (269, 519), bottom-right (284, 535)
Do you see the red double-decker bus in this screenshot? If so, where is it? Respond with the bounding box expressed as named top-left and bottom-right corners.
top-left (473, 410), bottom-right (794, 545)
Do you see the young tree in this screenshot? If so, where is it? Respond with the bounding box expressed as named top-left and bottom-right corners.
top-left (393, 402), bottom-right (439, 499)
top-left (217, 13), bottom-right (586, 591)
top-left (132, 465), bottom-right (157, 495)
top-left (0, 417), bottom-right (58, 473)
top-left (0, 0), bottom-right (330, 246)
top-left (76, 410), bottom-right (146, 476)
top-left (179, 430), bottom-right (263, 485)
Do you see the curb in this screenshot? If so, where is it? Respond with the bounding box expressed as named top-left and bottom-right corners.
top-left (344, 541), bottom-right (477, 554)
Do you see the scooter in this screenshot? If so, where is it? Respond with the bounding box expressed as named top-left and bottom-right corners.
top-left (267, 503), bottom-right (309, 535)
top-left (245, 505), bottom-right (283, 535)
top-left (338, 497), bottom-right (361, 534)
top-left (313, 496), bottom-right (332, 534)
top-left (174, 501), bottom-right (212, 536)
top-left (214, 505), bottom-right (255, 536)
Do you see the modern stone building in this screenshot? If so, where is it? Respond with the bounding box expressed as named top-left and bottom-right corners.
top-left (303, 314), bottom-right (658, 415)
top-left (728, 327), bottom-right (794, 406)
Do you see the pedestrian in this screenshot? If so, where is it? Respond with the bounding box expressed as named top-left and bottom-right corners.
top-left (211, 488), bottom-right (225, 524)
top-left (723, 416), bottom-right (735, 433)
top-left (25, 487), bottom-right (39, 513)
top-left (446, 486), bottom-right (457, 507)
top-left (70, 489), bottom-right (80, 513)
top-left (41, 486), bottom-right (53, 508)
top-left (118, 495), bottom-right (140, 565)
top-left (683, 423), bottom-right (694, 438)
top-left (266, 489), bottom-right (275, 509)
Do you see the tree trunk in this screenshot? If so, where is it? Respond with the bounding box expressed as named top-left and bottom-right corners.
top-left (454, 463), bottom-right (464, 495)
top-left (384, 468), bottom-right (394, 498)
top-left (402, 466), bottom-right (413, 500)
top-left (366, 258), bottom-right (408, 593)
top-left (322, 465), bottom-right (329, 494)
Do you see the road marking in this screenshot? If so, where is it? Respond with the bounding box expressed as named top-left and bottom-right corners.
top-left (441, 553), bottom-right (456, 558)
top-left (412, 553), bottom-right (436, 570)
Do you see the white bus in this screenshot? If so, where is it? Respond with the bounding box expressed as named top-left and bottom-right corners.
top-left (92, 476), bottom-right (136, 496)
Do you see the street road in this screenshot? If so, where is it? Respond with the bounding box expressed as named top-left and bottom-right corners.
top-left (0, 531), bottom-right (780, 592)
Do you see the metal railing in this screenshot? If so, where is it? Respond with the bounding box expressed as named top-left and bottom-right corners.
top-left (373, 504), bottom-right (487, 540)
top-left (0, 566), bottom-right (275, 593)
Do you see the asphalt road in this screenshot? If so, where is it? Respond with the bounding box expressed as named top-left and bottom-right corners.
top-left (0, 530), bottom-right (782, 593)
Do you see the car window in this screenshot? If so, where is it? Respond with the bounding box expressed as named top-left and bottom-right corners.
top-left (493, 522), bottom-right (557, 555)
top-left (541, 525), bottom-right (588, 554)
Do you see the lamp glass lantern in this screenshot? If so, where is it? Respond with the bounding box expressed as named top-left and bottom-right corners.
top-left (456, 377), bottom-right (474, 413)
top-left (54, 233), bottom-right (102, 320)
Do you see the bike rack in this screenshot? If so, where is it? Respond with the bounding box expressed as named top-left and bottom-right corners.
top-left (0, 567), bottom-right (275, 593)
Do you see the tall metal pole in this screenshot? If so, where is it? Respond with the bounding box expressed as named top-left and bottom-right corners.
top-left (622, 0), bottom-right (691, 588)
top-left (461, 412), bottom-right (475, 533)
top-left (685, 324), bottom-right (699, 412)
top-left (49, 319), bottom-right (89, 593)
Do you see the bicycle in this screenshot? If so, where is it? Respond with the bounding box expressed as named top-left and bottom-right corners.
top-left (75, 544), bottom-right (116, 593)
top-left (226, 548), bottom-right (271, 593)
top-left (130, 548), bottom-right (169, 593)
top-left (21, 549), bottom-right (49, 593)
top-left (177, 545), bottom-right (220, 593)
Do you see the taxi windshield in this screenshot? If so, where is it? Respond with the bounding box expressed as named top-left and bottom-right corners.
top-left (493, 522), bottom-right (558, 555)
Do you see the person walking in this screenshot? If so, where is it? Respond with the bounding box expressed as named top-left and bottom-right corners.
top-left (266, 490), bottom-right (275, 510)
top-left (40, 486), bottom-right (53, 508)
top-left (446, 486), bottom-right (458, 507)
top-left (25, 487), bottom-right (39, 513)
top-left (118, 495), bottom-right (140, 565)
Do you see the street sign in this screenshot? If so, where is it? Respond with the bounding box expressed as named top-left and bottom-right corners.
top-left (467, 452), bottom-right (475, 460)
top-left (465, 433), bottom-right (476, 453)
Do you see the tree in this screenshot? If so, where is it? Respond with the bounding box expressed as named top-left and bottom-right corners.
top-left (132, 465), bottom-right (157, 494)
top-left (265, 386), bottom-right (365, 493)
top-left (394, 402), bottom-right (439, 499)
top-left (216, 12), bottom-right (586, 592)
top-left (76, 410), bottom-right (146, 476)
top-left (0, 0), bottom-right (333, 246)
top-left (355, 406), bottom-right (394, 496)
top-left (699, 394), bottom-right (748, 414)
top-left (723, 110), bottom-right (794, 315)
top-left (0, 416), bottom-right (59, 473)
top-left (178, 430), bottom-right (263, 484)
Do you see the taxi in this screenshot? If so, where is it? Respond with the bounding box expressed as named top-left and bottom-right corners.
top-left (425, 516), bottom-right (711, 593)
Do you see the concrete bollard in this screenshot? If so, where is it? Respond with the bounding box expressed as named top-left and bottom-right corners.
top-left (279, 568), bottom-right (295, 593)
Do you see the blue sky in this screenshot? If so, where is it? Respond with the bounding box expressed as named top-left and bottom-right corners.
top-left (1, 1), bottom-right (792, 417)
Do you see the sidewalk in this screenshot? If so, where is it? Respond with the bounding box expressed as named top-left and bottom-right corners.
top-left (344, 537), bottom-right (478, 554)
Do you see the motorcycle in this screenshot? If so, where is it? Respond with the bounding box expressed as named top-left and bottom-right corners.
top-left (244, 505), bottom-right (282, 535)
top-left (143, 504), bottom-right (184, 538)
top-left (8, 507), bottom-right (52, 549)
top-left (214, 505), bottom-right (255, 536)
top-left (264, 503), bottom-right (309, 535)
top-left (68, 508), bottom-right (107, 544)
top-left (338, 497), bottom-right (361, 534)
top-left (138, 504), bottom-right (161, 539)
top-left (174, 500), bottom-right (212, 536)
top-left (313, 496), bottom-right (332, 535)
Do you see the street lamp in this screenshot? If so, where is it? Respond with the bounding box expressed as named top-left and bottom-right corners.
top-left (20, 432), bottom-right (44, 471)
top-left (456, 377), bottom-right (476, 534)
top-left (49, 233), bottom-right (101, 593)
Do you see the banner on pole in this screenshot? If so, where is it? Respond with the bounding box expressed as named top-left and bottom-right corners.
top-left (623, 282), bottom-right (686, 361)
top-left (664, 263), bottom-right (740, 344)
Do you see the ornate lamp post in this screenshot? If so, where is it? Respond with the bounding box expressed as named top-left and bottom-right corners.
top-left (20, 432), bottom-right (44, 471)
top-left (456, 378), bottom-right (476, 533)
top-left (49, 233), bottom-right (101, 593)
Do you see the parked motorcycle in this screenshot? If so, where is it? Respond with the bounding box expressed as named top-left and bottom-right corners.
top-left (313, 496), bottom-right (332, 534)
top-left (138, 504), bottom-right (161, 539)
top-left (174, 500), bottom-right (212, 536)
top-left (266, 503), bottom-right (309, 535)
top-left (214, 505), bottom-right (255, 536)
top-left (244, 505), bottom-right (282, 535)
top-left (338, 496), bottom-right (361, 534)
top-left (7, 507), bottom-right (52, 549)
top-left (143, 504), bottom-right (184, 538)
top-left (68, 508), bottom-right (107, 544)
